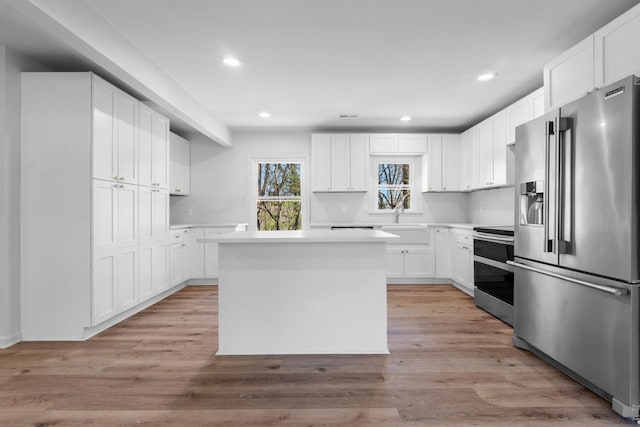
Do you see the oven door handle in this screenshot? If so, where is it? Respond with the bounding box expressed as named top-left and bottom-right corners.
top-left (507, 261), bottom-right (628, 297)
top-left (472, 233), bottom-right (514, 244)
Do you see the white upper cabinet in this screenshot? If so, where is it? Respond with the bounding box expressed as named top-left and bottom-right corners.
top-left (170, 132), bottom-right (190, 195)
top-left (369, 134), bottom-right (427, 154)
top-left (139, 104), bottom-right (170, 189)
top-left (422, 134), bottom-right (460, 192)
top-left (311, 134), bottom-right (368, 192)
top-left (422, 135), bottom-right (442, 192)
top-left (92, 78), bottom-right (118, 182)
top-left (441, 134), bottom-right (460, 192)
top-left (458, 128), bottom-right (473, 191)
top-left (116, 92), bottom-right (138, 184)
top-left (476, 111), bottom-right (507, 189)
top-left (369, 134), bottom-right (399, 153)
top-left (92, 77), bottom-right (139, 184)
top-left (506, 88), bottom-right (544, 145)
top-left (398, 134), bottom-right (427, 153)
top-left (594, 3), bottom-right (640, 87)
top-left (543, 35), bottom-right (594, 111)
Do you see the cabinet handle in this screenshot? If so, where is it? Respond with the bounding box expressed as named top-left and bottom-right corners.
top-left (181, 244), bottom-right (186, 247)
top-left (113, 184), bottom-right (118, 188)
top-left (118, 184), bottom-right (124, 188)
top-left (175, 189), bottom-right (181, 192)
top-left (113, 176), bottom-right (119, 180)
top-left (443, 187), bottom-right (446, 190)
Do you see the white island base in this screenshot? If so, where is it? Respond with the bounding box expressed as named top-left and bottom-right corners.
top-left (217, 230), bottom-right (395, 355)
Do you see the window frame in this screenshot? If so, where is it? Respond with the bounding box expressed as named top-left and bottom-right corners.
top-left (250, 156), bottom-right (309, 231)
top-left (370, 156), bottom-right (421, 213)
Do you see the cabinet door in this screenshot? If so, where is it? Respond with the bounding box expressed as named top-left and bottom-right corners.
top-left (441, 134), bottom-right (459, 191)
top-left (594, 5), bottom-right (640, 88)
top-left (189, 228), bottom-right (205, 278)
top-left (369, 134), bottom-right (399, 153)
top-left (170, 243), bottom-right (186, 286)
top-left (426, 135), bottom-right (442, 191)
top-left (117, 183), bottom-right (138, 248)
top-left (506, 96), bottom-right (532, 145)
top-left (152, 113), bottom-right (170, 189)
top-left (459, 130), bottom-right (471, 191)
top-left (152, 242), bottom-right (169, 293)
top-left (170, 133), bottom-right (190, 195)
top-left (398, 134), bottom-right (427, 153)
top-left (532, 88), bottom-right (545, 119)
top-left (138, 105), bottom-right (154, 187)
top-left (468, 127), bottom-right (479, 190)
top-left (92, 250), bottom-right (117, 325)
top-left (491, 110), bottom-right (507, 186)
top-left (476, 119), bottom-right (493, 188)
top-left (434, 228), bottom-right (451, 278)
top-left (544, 35), bottom-right (594, 111)
top-left (385, 246), bottom-right (405, 278)
top-left (349, 134), bottom-right (368, 191)
top-left (117, 92), bottom-right (138, 184)
top-left (311, 134), bottom-right (331, 191)
top-left (117, 246), bottom-right (138, 312)
top-left (204, 242), bottom-right (219, 278)
top-left (152, 188), bottom-right (169, 242)
top-left (330, 135), bottom-right (350, 191)
top-left (139, 245), bottom-right (154, 300)
top-left (92, 179), bottom-right (118, 253)
top-left (404, 246), bottom-right (436, 278)
top-left (92, 78), bottom-right (118, 182)
top-left (138, 186), bottom-right (153, 246)
top-left (453, 242), bottom-right (473, 288)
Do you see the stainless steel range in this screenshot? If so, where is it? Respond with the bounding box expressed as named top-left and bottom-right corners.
top-left (472, 226), bottom-right (514, 326)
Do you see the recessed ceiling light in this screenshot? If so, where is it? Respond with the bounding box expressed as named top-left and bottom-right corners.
top-left (477, 72), bottom-right (497, 82)
top-left (259, 111), bottom-right (271, 118)
top-left (223, 57), bottom-right (241, 67)
top-left (400, 116), bottom-right (412, 122)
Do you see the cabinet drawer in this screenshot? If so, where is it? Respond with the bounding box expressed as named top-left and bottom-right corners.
top-left (455, 232), bottom-right (473, 245)
top-left (170, 229), bottom-right (188, 243)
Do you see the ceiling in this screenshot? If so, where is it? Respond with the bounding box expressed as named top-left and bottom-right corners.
top-left (1, 0), bottom-right (640, 142)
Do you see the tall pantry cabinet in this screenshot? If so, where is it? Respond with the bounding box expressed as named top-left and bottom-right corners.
top-left (20, 72), bottom-right (171, 340)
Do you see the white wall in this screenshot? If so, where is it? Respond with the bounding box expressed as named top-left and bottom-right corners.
top-left (468, 187), bottom-right (516, 225)
top-left (170, 130), bottom-right (470, 227)
top-left (0, 46), bottom-right (49, 348)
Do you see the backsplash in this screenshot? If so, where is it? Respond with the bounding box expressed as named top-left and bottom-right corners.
top-left (468, 186), bottom-right (515, 225)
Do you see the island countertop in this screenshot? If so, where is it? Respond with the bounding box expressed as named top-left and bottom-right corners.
top-left (216, 229), bottom-right (399, 244)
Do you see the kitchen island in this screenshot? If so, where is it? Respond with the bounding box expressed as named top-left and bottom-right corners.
top-left (216, 229), bottom-right (397, 355)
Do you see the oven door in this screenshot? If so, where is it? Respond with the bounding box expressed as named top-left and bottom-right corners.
top-left (473, 234), bottom-right (515, 326)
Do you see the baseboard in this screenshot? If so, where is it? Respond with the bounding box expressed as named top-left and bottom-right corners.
top-left (450, 280), bottom-right (474, 296)
top-left (0, 331), bottom-right (23, 349)
top-left (387, 278), bottom-right (452, 285)
top-left (188, 278), bottom-right (218, 285)
top-left (83, 282), bottom-right (187, 340)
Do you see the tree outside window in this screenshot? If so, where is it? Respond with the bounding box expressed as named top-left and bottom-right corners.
top-left (256, 162), bottom-right (302, 230)
top-left (377, 163), bottom-right (411, 210)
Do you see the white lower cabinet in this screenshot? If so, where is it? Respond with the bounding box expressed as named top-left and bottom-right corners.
top-left (92, 250), bottom-right (117, 325)
top-left (169, 229), bottom-right (189, 286)
top-left (386, 245), bottom-right (435, 279)
top-left (117, 246), bottom-right (139, 313)
top-left (189, 226), bottom-right (236, 279)
top-left (434, 227), bottom-right (451, 278)
top-left (139, 242), bottom-right (169, 300)
top-left (449, 228), bottom-right (475, 294)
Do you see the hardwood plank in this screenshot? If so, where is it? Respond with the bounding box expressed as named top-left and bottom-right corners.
top-left (0, 285), bottom-right (631, 426)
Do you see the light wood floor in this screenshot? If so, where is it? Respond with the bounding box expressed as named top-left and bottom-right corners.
top-left (0, 285), bottom-right (633, 426)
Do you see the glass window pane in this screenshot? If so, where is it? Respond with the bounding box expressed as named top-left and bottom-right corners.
top-left (256, 200), bottom-right (302, 231)
top-left (378, 163), bottom-right (410, 185)
top-left (257, 163), bottom-right (301, 197)
top-left (377, 188), bottom-right (410, 210)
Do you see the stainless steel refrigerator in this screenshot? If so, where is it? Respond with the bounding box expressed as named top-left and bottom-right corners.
top-left (513, 75), bottom-right (640, 419)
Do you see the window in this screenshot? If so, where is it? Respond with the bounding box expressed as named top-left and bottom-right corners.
top-left (256, 162), bottom-right (302, 230)
top-left (373, 157), bottom-right (418, 212)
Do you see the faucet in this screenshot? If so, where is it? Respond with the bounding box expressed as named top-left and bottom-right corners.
top-left (393, 193), bottom-right (408, 223)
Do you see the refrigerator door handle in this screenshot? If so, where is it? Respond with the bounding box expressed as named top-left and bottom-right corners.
top-left (557, 117), bottom-right (572, 254)
top-left (507, 260), bottom-right (628, 296)
top-left (543, 120), bottom-right (555, 253)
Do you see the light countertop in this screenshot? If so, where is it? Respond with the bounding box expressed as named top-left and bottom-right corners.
top-left (217, 229), bottom-right (399, 244)
top-left (308, 222), bottom-right (488, 230)
top-left (169, 223), bottom-right (248, 230)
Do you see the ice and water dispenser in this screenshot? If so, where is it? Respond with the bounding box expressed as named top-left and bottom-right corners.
top-left (519, 180), bottom-right (544, 226)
